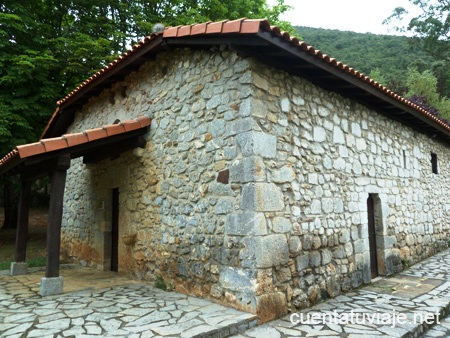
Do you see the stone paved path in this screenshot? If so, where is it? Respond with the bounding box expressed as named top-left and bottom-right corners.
top-left (0, 266), bottom-right (257, 338)
top-left (232, 249), bottom-right (450, 338)
top-left (407, 251), bottom-right (450, 338)
top-left (422, 316), bottom-right (450, 338)
top-left (3, 249), bottom-right (450, 337)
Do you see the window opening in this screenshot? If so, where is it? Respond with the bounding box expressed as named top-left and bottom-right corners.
top-left (431, 153), bottom-right (438, 174)
top-left (403, 150), bottom-right (407, 169)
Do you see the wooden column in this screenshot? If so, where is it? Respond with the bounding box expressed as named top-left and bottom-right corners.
top-left (46, 155), bottom-right (70, 278)
top-left (15, 180), bottom-right (32, 262)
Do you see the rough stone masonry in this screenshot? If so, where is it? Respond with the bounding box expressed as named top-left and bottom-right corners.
top-left (60, 46), bottom-right (450, 321)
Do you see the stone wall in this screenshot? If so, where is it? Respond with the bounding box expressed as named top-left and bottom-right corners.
top-left (60, 46), bottom-right (450, 321)
top-left (244, 60), bottom-right (450, 312)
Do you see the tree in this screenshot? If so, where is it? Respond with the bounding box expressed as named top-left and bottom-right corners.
top-left (431, 60), bottom-right (450, 98)
top-left (297, 26), bottom-right (435, 93)
top-left (384, 0), bottom-right (450, 67)
top-left (383, 0), bottom-right (450, 115)
top-left (406, 68), bottom-right (450, 120)
top-left (369, 68), bottom-right (388, 87)
top-left (2, 177), bottom-right (18, 229)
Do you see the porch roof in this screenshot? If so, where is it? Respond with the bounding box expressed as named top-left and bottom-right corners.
top-left (0, 116), bottom-right (150, 178)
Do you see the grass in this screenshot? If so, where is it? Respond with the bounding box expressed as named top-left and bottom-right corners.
top-left (0, 257), bottom-right (47, 270)
top-left (0, 208), bottom-right (48, 271)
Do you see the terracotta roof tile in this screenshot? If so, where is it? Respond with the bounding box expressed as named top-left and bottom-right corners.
top-left (191, 22), bottom-right (209, 35)
top-left (163, 26), bottom-right (181, 38)
top-left (178, 25), bottom-right (192, 37)
top-left (222, 19), bottom-right (243, 33)
top-left (0, 149), bottom-right (19, 168)
top-left (16, 142), bottom-right (46, 158)
top-left (103, 124), bottom-right (126, 136)
top-left (121, 120), bottom-right (142, 132)
top-left (41, 137), bottom-right (69, 152)
top-left (136, 116), bottom-right (152, 128)
top-left (290, 36), bottom-right (300, 45)
top-left (241, 19), bottom-right (265, 34)
top-left (84, 127), bottom-right (108, 141)
top-left (206, 20), bottom-right (227, 34)
top-left (259, 19), bottom-right (271, 31)
top-left (63, 132), bottom-right (89, 147)
top-left (271, 26), bottom-right (281, 36)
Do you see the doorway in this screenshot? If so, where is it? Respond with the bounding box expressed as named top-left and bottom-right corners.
top-left (111, 188), bottom-right (119, 272)
top-left (367, 195), bottom-right (378, 278)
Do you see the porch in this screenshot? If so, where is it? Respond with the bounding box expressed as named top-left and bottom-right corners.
top-left (0, 117), bottom-right (151, 296)
top-left (0, 264), bottom-right (257, 337)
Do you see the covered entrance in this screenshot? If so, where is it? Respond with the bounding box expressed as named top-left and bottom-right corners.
top-left (0, 117), bottom-right (150, 295)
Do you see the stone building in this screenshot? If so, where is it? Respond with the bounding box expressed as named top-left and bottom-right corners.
top-left (1, 19), bottom-right (450, 321)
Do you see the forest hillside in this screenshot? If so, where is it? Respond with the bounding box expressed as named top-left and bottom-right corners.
top-left (295, 26), bottom-right (435, 90)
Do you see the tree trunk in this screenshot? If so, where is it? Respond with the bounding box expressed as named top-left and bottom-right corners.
top-left (3, 177), bottom-right (18, 229)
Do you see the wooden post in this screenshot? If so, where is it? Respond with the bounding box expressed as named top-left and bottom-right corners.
top-left (15, 180), bottom-right (32, 262)
top-left (46, 155), bottom-right (70, 278)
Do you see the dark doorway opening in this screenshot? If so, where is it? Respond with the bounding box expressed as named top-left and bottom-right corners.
top-left (367, 195), bottom-right (378, 278)
top-left (111, 188), bottom-right (119, 272)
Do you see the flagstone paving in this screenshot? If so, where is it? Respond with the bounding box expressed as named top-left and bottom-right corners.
top-left (422, 315), bottom-right (450, 338)
top-left (3, 249), bottom-right (450, 337)
top-left (232, 249), bottom-right (450, 338)
top-left (0, 266), bottom-right (257, 338)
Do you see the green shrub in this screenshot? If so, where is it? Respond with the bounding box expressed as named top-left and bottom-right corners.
top-left (155, 275), bottom-right (167, 291)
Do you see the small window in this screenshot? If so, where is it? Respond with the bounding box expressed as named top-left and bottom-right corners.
top-left (403, 150), bottom-right (407, 169)
top-left (431, 153), bottom-right (438, 174)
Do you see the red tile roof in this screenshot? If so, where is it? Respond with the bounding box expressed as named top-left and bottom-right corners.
top-left (40, 18), bottom-right (450, 142)
top-left (0, 117), bottom-right (150, 175)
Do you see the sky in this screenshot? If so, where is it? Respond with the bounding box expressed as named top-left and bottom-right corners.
top-left (272, 0), bottom-right (421, 35)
